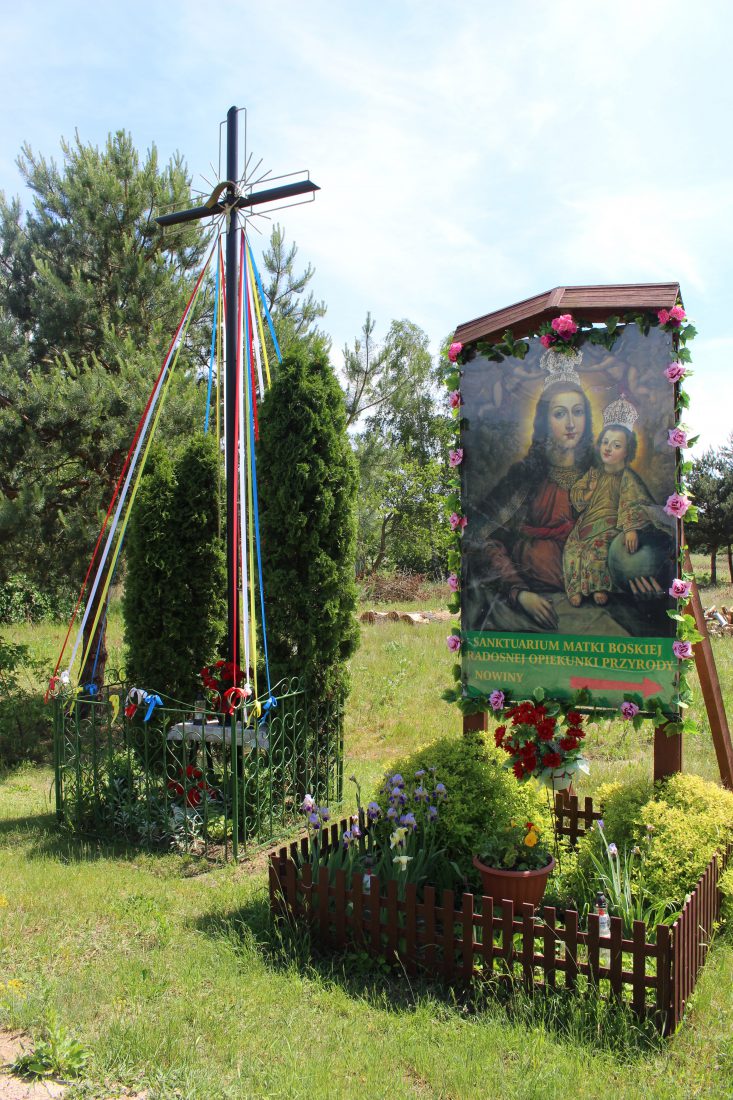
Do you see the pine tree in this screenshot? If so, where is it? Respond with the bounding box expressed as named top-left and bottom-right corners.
top-left (0, 130), bottom-right (210, 686)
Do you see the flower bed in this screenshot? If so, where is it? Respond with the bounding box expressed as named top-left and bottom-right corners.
top-left (269, 806), bottom-right (732, 1035)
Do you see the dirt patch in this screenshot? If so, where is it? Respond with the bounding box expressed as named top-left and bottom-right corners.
top-left (0, 1030), bottom-right (148, 1100)
top-left (0, 1030), bottom-right (67, 1099)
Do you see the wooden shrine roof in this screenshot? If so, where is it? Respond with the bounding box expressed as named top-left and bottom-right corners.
top-left (454, 282), bottom-right (681, 345)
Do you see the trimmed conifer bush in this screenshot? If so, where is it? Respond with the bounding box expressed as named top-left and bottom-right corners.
top-left (123, 434), bottom-right (225, 701)
top-left (257, 349), bottom-right (359, 703)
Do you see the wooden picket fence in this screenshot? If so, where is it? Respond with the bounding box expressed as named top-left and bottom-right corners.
top-left (268, 814), bottom-right (732, 1035)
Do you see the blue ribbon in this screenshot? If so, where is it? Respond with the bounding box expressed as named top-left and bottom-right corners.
top-left (258, 695), bottom-right (277, 728)
top-left (204, 259), bottom-right (220, 434)
top-left (247, 241), bottom-right (282, 365)
top-left (143, 694), bottom-right (162, 722)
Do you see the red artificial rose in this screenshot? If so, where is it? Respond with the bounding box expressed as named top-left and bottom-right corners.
top-left (542, 752), bottom-right (562, 769)
top-left (512, 761), bottom-right (525, 779)
top-left (559, 736), bottom-right (579, 751)
top-left (537, 718), bottom-right (556, 741)
top-left (167, 780), bottom-right (184, 798)
top-left (566, 711), bottom-right (582, 725)
top-left (566, 725), bottom-right (585, 740)
top-left (186, 788), bottom-right (202, 807)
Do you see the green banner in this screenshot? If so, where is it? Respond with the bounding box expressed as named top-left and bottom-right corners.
top-left (464, 631), bottom-right (677, 712)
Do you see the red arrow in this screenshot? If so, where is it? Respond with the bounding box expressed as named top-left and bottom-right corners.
top-left (569, 674), bottom-right (663, 698)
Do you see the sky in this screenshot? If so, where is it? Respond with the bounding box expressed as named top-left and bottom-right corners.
top-left (1, 0), bottom-right (732, 450)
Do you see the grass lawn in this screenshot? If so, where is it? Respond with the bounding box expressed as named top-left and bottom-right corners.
top-left (2, 585), bottom-right (733, 1097)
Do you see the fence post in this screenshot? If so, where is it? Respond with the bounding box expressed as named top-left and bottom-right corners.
top-left (654, 723), bottom-right (682, 782)
top-left (463, 711), bottom-right (487, 735)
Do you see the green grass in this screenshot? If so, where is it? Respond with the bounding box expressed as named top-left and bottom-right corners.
top-left (2, 602), bottom-right (733, 1097)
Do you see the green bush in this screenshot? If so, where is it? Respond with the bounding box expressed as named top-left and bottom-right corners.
top-left (123, 435), bottom-right (225, 701)
top-left (0, 636), bottom-right (52, 768)
top-left (0, 573), bottom-right (74, 624)
top-left (638, 775), bottom-right (733, 907)
top-left (569, 772), bottom-right (733, 921)
top-left (257, 349), bottom-right (359, 704)
top-left (373, 731), bottom-right (552, 882)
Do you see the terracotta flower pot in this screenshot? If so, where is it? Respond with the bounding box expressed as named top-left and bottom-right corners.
top-left (472, 853), bottom-right (555, 909)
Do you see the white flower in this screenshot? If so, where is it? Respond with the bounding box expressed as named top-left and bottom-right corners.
top-left (393, 855), bottom-right (413, 871)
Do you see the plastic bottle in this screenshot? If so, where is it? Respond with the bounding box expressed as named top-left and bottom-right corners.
top-left (595, 891), bottom-right (610, 966)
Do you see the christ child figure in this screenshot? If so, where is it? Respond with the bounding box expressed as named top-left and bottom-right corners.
top-left (563, 397), bottom-right (655, 607)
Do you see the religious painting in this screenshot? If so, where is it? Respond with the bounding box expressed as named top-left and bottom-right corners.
top-left (460, 323), bottom-right (679, 712)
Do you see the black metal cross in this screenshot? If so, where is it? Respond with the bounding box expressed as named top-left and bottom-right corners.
top-left (156, 105), bottom-right (319, 679)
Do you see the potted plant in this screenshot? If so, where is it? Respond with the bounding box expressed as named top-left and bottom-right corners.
top-left (473, 820), bottom-right (555, 908)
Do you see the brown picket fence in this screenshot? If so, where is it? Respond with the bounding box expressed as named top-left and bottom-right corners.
top-left (268, 815), bottom-right (732, 1035)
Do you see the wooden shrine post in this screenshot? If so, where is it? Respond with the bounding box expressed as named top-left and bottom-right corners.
top-left (453, 284), bottom-right (733, 790)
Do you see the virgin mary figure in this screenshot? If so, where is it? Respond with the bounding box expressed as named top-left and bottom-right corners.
top-left (463, 348), bottom-right (595, 633)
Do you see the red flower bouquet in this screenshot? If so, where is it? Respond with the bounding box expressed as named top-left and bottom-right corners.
top-left (494, 702), bottom-right (589, 790)
top-left (199, 660), bottom-right (252, 715)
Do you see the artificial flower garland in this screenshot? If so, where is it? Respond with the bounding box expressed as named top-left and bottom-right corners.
top-left (443, 306), bottom-right (700, 735)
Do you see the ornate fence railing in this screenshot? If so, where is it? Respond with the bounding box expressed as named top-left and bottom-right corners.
top-left (53, 675), bottom-right (343, 859)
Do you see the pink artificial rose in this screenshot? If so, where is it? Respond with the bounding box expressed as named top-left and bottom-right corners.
top-left (489, 690), bottom-right (505, 711)
top-left (620, 701), bottom-right (640, 720)
top-left (449, 512), bottom-right (467, 531)
top-left (448, 342), bottom-right (463, 363)
top-left (447, 634), bottom-right (461, 653)
top-left (551, 313), bottom-right (578, 338)
top-left (664, 362), bottom-right (687, 383)
top-left (669, 578), bottom-right (692, 599)
top-left (448, 390), bottom-right (462, 409)
top-left (673, 640), bottom-right (694, 660)
top-left (664, 493), bottom-right (691, 519)
top-left (667, 427), bottom-right (688, 448)
top-left (447, 572), bottom-right (460, 592)
top-left (658, 308), bottom-right (670, 325)
top-left (540, 334), bottom-right (555, 348)
top-left (670, 305), bottom-right (686, 323)
top-left (449, 448), bottom-right (464, 468)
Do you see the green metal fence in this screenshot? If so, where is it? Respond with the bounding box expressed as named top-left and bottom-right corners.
top-left (52, 675), bottom-right (343, 859)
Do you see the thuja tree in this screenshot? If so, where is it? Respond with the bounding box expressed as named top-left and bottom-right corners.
top-left (257, 349), bottom-right (359, 703)
top-left (124, 434), bottom-right (225, 701)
